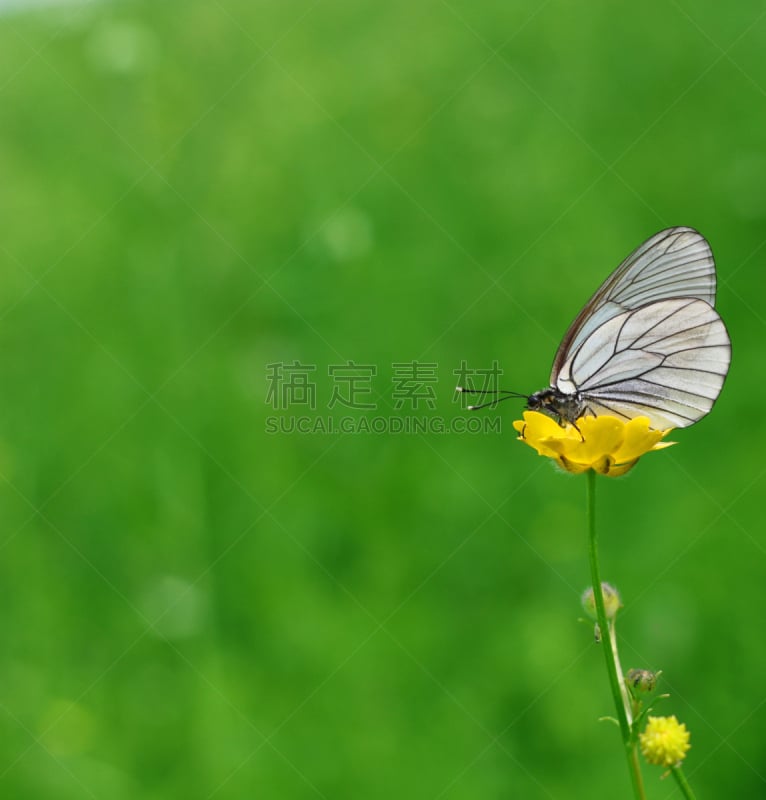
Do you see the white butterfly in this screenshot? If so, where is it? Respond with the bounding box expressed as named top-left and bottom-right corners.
top-left (524, 227), bottom-right (731, 430)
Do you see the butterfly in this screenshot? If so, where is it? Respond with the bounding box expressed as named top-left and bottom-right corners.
top-left (462, 228), bottom-right (731, 430)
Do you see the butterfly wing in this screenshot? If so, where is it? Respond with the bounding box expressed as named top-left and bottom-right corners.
top-left (557, 298), bottom-right (731, 429)
top-left (550, 227), bottom-right (717, 384)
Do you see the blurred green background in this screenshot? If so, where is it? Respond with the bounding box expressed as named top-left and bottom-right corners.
top-left (0, 0), bottom-right (764, 797)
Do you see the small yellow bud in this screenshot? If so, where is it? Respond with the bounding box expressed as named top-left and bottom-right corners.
top-left (581, 582), bottom-right (622, 621)
top-left (639, 715), bottom-right (691, 767)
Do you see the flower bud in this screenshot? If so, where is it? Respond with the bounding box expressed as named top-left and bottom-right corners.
top-left (581, 582), bottom-right (622, 621)
top-left (626, 668), bottom-right (657, 694)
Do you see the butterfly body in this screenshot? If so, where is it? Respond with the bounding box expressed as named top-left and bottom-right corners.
top-left (526, 387), bottom-right (584, 425)
top-left (529, 228), bottom-right (731, 431)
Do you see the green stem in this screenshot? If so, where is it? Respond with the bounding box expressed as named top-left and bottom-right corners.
top-left (607, 620), bottom-right (632, 725)
top-left (671, 765), bottom-right (697, 800)
top-left (586, 470), bottom-right (646, 800)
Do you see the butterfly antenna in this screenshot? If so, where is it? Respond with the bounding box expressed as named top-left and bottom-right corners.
top-left (455, 387), bottom-right (527, 411)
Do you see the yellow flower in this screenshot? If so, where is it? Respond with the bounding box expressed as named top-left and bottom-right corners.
top-left (639, 715), bottom-right (691, 767)
top-left (512, 411), bottom-right (675, 477)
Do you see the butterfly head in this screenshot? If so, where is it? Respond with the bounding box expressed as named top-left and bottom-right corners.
top-left (526, 387), bottom-right (583, 426)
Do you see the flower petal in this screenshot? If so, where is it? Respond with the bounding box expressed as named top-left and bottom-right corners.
top-left (558, 455), bottom-right (591, 474)
top-left (574, 417), bottom-right (625, 462)
top-left (604, 459), bottom-right (638, 477)
top-left (613, 417), bottom-right (667, 463)
top-left (520, 410), bottom-right (575, 440)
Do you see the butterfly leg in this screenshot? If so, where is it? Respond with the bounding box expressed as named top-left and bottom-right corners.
top-left (571, 420), bottom-right (585, 442)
